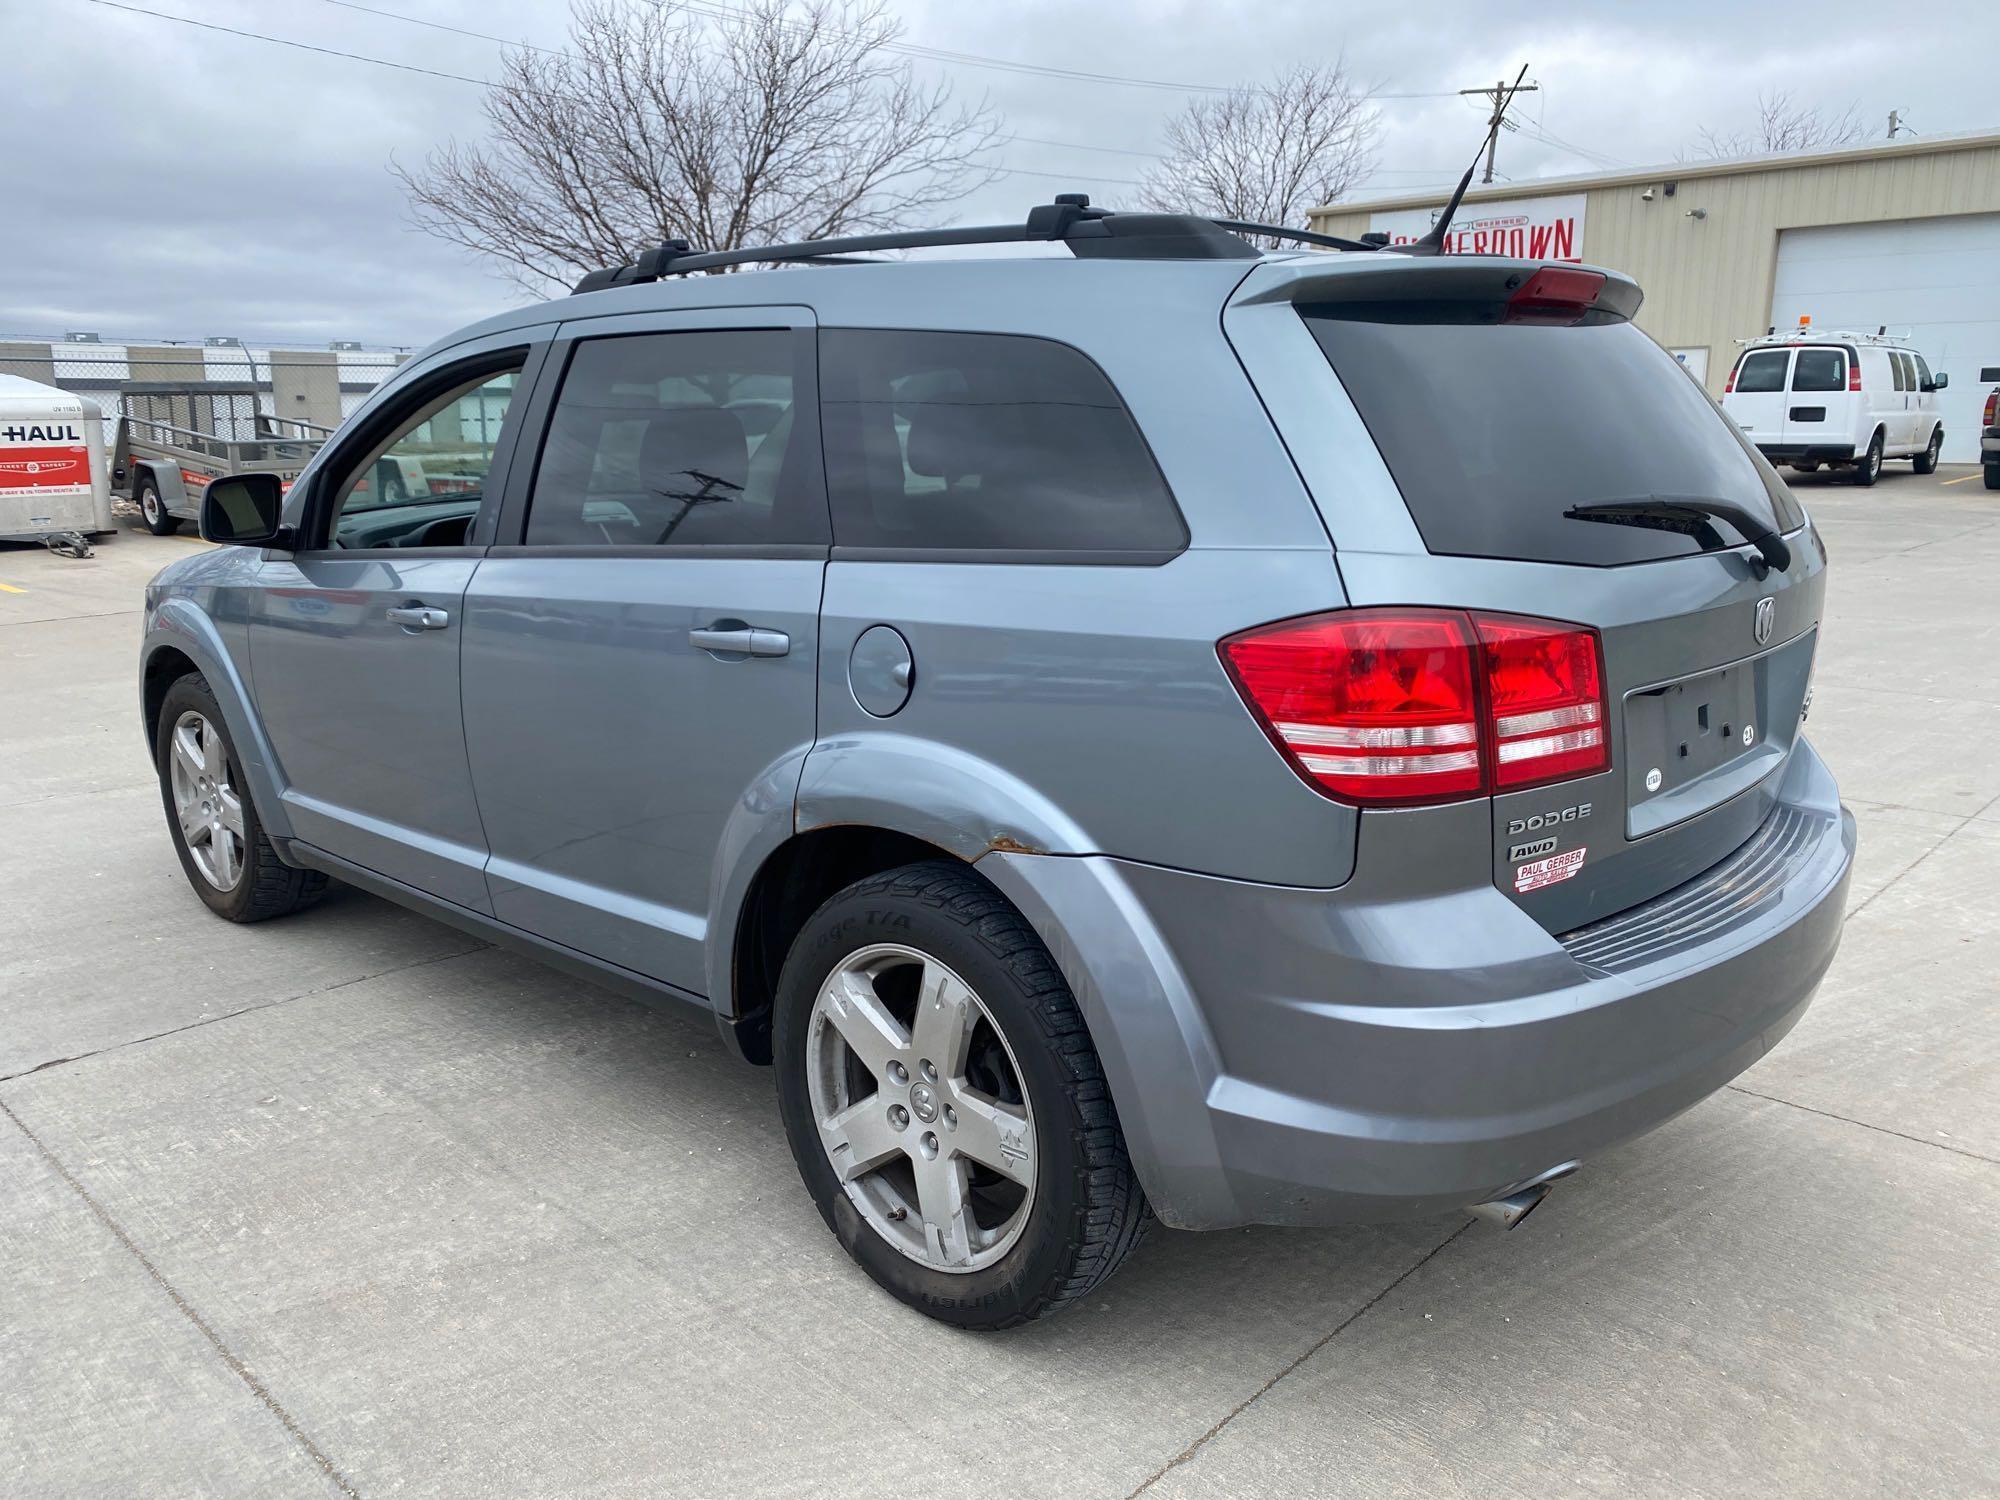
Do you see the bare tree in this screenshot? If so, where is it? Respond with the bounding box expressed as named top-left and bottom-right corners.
top-left (396, 0), bottom-right (1002, 292)
top-left (1693, 90), bottom-right (1866, 158)
top-left (1141, 62), bottom-right (1377, 241)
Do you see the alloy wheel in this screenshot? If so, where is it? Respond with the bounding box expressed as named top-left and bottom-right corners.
top-left (168, 709), bottom-right (246, 890)
top-left (805, 943), bottom-right (1036, 1272)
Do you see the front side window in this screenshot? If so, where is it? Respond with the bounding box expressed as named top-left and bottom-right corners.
top-left (524, 331), bottom-right (819, 548)
top-left (328, 369), bottom-right (519, 548)
top-left (819, 329), bottom-right (1185, 555)
top-left (1733, 350), bottom-right (1789, 393)
top-left (1915, 354), bottom-right (1935, 390)
top-left (1790, 348), bottom-right (1845, 392)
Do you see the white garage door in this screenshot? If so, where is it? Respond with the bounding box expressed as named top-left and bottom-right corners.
top-left (1771, 213), bottom-right (2000, 463)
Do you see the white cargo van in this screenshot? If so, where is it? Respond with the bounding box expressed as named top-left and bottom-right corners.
top-left (1722, 330), bottom-right (1946, 486)
top-left (0, 375), bottom-right (116, 542)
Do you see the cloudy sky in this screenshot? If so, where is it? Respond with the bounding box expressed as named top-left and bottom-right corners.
top-left (7, 0), bottom-right (1995, 349)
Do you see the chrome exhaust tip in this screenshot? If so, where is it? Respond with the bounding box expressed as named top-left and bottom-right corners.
top-left (1467, 1184), bottom-right (1550, 1230)
top-left (1467, 1160), bottom-right (1577, 1230)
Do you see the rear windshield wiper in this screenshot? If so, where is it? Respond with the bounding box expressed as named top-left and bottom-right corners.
top-left (1564, 497), bottom-right (1791, 575)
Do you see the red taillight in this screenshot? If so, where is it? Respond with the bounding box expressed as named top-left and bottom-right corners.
top-left (1220, 609), bottom-right (1609, 806)
top-left (1724, 361), bottom-right (1738, 395)
top-left (1505, 267), bottom-right (1606, 326)
top-left (1848, 358), bottom-right (1862, 393)
top-left (1984, 391), bottom-right (1996, 427)
top-left (1474, 614), bottom-right (1610, 790)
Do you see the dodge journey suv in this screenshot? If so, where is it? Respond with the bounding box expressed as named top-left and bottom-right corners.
top-left (142, 198), bottom-right (1855, 1329)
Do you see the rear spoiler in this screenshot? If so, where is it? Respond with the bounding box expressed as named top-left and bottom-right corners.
top-left (1232, 256), bottom-right (1643, 322)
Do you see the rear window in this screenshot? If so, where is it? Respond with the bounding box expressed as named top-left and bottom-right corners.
top-left (1733, 350), bottom-right (1789, 393)
top-left (1303, 312), bottom-right (1803, 567)
top-left (1791, 348), bottom-right (1845, 392)
top-left (818, 329), bottom-right (1185, 556)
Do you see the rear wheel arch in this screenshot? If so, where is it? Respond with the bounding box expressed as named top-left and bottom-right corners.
top-left (726, 825), bottom-right (968, 1064)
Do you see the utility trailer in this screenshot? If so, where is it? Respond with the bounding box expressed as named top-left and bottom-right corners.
top-left (110, 384), bottom-right (333, 535)
top-left (0, 374), bottom-right (116, 550)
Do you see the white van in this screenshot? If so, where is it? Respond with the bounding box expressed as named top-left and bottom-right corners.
top-left (1722, 331), bottom-right (1946, 486)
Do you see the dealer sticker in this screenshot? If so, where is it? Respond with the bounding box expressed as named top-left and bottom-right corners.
top-left (1514, 846), bottom-right (1586, 893)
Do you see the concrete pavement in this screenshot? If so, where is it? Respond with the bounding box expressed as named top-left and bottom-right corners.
top-left (3, 466), bottom-right (1995, 1498)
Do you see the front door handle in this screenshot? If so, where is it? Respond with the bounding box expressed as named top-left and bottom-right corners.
top-left (386, 604), bottom-right (450, 631)
top-left (690, 625), bottom-right (790, 658)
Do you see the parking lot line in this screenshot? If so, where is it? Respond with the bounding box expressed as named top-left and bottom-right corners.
top-left (1943, 473), bottom-right (1981, 485)
top-left (0, 581), bottom-right (25, 593)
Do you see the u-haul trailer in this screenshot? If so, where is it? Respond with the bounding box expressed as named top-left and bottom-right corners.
top-left (111, 384), bottom-right (332, 536)
top-left (0, 375), bottom-right (116, 546)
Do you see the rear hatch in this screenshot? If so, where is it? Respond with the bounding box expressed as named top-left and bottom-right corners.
top-left (1234, 256), bottom-right (1822, 933)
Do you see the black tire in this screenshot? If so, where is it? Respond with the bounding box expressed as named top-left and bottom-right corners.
top-left (154, 674), bottom-right (328, 922)
top-left (1790, 461), bottom-right (1821, 473)
top-left (1985, 466), bottom-right (2000, 491)
top-left (136, 473), bottom-right (179, 535)
top-left (1851, 431), bottom-right (1884, 487)
top-left (1912, 427), bottom-right (1942, 475)
top-left (773, 860), bottom-right (1148, 1329)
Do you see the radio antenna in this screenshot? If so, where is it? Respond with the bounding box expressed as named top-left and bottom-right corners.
top-left (1401, 63), bottom-right (1531, 257)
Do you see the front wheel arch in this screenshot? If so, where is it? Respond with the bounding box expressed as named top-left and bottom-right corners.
top-left (143, 645), bottom-right (202, 753)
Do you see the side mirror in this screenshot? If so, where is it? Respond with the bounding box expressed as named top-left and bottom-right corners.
top-left (1929, 372), bottom-right (1948, 391)
top-left (200, 473), bottom-right (292, 547)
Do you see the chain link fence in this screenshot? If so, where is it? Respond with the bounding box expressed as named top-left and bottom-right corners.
top-left (0, 335), bottom-right (412, 445)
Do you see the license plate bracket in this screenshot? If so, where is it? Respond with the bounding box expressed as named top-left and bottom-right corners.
top-left (1624, 660), bottom-right (1767, 835)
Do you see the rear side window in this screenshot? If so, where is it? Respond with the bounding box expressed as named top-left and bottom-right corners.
top-left (1303, 312), bottom-right (1803, 567)
top-left (818, 329), bottom-right (1185, 556)
top-left (1891, 352), bottom-right (1909, 392)
top-left (524, 330), bottom-right (824, 548)
top-left (1733, 351), bottom-right (1789, 393)
top-left (1790, 348), bottom-right (1845, 392)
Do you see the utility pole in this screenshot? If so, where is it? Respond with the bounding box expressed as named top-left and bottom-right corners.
top-left (1459, 76), bottom-right (1539, 183)
top-left (1887, 109), bottom-right (1902, 139)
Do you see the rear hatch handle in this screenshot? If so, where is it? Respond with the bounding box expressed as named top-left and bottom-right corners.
top-left (1563, 498), bottom-right (1791, 576)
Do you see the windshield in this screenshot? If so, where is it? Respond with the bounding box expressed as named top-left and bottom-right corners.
top-left (1302, 311), bottom-right (1803, 567)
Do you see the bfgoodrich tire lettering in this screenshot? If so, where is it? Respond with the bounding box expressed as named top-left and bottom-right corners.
top-left (154, 674), bottom-right (328, 922)
top-left (773, 860), bottom-right (1147, 1329)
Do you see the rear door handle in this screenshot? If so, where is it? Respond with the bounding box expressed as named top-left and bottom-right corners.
top-left (690, 626), bottom-right (789, 658)
top-left (386, 604), bottom-right (450, 631)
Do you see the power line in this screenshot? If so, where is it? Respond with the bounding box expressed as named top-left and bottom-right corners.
top-left (668, 0), bottom-right (1465, 98)
top-left (79, 0), bottom-right (528, 89)
top-left (81, 0), bottom-right (1466, 192)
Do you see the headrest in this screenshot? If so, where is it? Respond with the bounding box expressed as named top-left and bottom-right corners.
top-left (903, 402), bottom-right (983, 484)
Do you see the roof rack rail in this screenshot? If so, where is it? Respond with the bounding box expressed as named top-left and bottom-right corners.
top-left (568, 194), bottom-right (1377, 294)
top-left (1211, 220), bottom-right (1380, 254)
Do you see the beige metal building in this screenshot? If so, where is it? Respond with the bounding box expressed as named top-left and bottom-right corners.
top-left (1311, 131), bottom-right (2000, 461)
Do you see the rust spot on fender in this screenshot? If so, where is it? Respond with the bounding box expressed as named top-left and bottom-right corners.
top-left (985, 834), bottom-right (1045, 857)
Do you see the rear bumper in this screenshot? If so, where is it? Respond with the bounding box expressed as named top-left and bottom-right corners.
top-left (1756, 443), bottom-right (1856, 464)
top-left (980, 739), bottom-right (1853, 1230)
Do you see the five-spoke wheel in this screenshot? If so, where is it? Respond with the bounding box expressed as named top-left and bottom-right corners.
top-left (167, 709), bottom-right (246, 890)
top-left (775, 860), bottom-right (1148, 1328)
top-left (807, 943), bottom-right (1036, 1272)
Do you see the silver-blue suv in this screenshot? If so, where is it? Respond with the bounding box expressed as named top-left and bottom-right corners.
top-left (142, 198), bottom-right (1855, 1328)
